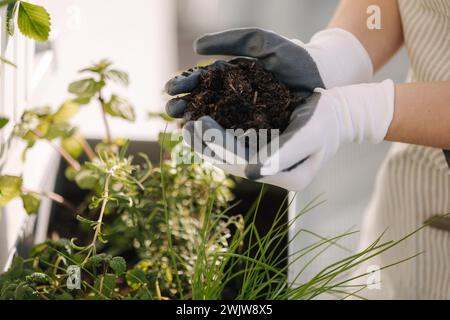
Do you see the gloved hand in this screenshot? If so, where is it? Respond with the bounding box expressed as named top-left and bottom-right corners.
top-left (166, 27), bottom-right (372, 101)
top-left (177, 80), bottom-right (395, 191)
top-left (165, 28), bottom-right (383, 191)
top-left (243, 80), bottom-right (395, 191)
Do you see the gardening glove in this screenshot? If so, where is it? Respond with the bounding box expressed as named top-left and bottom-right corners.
top-left (179, 80), bottom-right (395, 191)
top-left (165, 27), bottom-right (373, 117)
top-left (165, 27), bottom-right (373, 102)
top-left (164, 28), bottom-right (378, 190)
top-left (242, 80), bottom-right (395, 191)
top-left (165, 28), bottom-right (373, 163)
top-left (165, 27), bottom-right (373, 136)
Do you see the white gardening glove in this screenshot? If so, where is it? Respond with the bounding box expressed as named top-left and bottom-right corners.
top-left (182, 80), bottom-right (395, 192)
top-left (302, 28), bottom-right (373, 88)
top-left (243, 80), bottom-right (396, 191)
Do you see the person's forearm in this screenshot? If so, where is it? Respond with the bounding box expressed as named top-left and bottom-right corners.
top-left (328, 0), bottom-right (403, 72)
top-left (386, 81), bottom-right (450, 149)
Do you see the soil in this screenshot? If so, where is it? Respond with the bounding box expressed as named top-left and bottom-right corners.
top-left (184, 59), bottom-right (304, 134)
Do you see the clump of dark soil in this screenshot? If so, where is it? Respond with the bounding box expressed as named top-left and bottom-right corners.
top-left (184, 59), bottom-right (304, 133)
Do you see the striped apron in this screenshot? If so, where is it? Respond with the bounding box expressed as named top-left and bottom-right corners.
top-left (353, 0), bottom-right (450, 299)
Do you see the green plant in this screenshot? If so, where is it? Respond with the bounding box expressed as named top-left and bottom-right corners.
top-left (0, 0), bottom-right (52, 169)
top-left (7, 0), bottom-right (51, 41)
top-left (0, 56), bottom-right (17, 68)
top-left (0, 59), bottom-right (423, 300)
top-left (1, 60), bottom-right (136, 215)
top-left (0, 60), bottom-right (236, 299)
top-left (68, 59), bottom-right (135, 143)
top-left (0, 0), bottom-right (51, 67)
top-left (0, 179), bottom-right (423, 300)
top-left (0, 117), bottom-right (9, 129)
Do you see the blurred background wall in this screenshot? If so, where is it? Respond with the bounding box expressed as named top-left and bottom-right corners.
top-left (36, 0), bottom-right (178, 141)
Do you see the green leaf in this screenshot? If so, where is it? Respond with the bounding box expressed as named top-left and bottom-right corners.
top-left (118, 141), bottom-right (130, 161)
top-left (148, 112), bottom-right (176, 122)
top-left (94, 273), bottom-right (117, 298)
top-left (103, 95), bottom-right (135, 121)
top-left (87, 253), bottom-right (111, 269)
top-left (44, 122), bottom-right (73, 140)
top-left (17, 2), bottom-right (51, 42)
top-left (125, 268), bottom-right (147, 290)
top-left (158, 132), bottom-right (180, 152)
top-left (68, 78), bottom-right (105, 100)
top-left (162, 264), bottom-right (173, 284)
top-left (74, 169), bottom-right (98, 190)
top-left (94, 142), bottom-right (118, 157)
top-left (0, 55), bottom-right (17, 68)
top-left (21, 130), bottom-right (39, 146)
top-left (105, 69), bottom-right (129, 86)
top-left (6, 1), bottom-right (19, 36)
top-left (20, 192), bottom-right (41, 215)
top-left (64, 166), bottom-right (77, 181)
top-left (21, 106), bottom-right (52, 121)
top-left (21, 140), bottom-right (35, 161)
top-left (29, 242), bottom-right (48, 257)
top-left (73, 96), bottom-right (93, 105)
top-left (134, 287), bottom-right (153, 300)
top-left (54, 292), bottom-right (73, 300)
top-left (0, 256), bottom-right (24, 284)
top-left (76, 215), bottom-right (97, 227)
top-left (79, 59), bottom-right (112, 74)
top-left (0, 0), bottom-right (17, 7)
top-left (0, 283), bottom-right (17, 299)
top-left (14, 282), bottom-right (35, 300)
top-left (25, 272), bottom-right (51, 285)
top-left (52, 100), bottom-right (80, 123)
top-left (70, 238), bottom-right (88, 251)
top-left (0, 117), bottom-right (9, 129)
top-left (109, 256), bottom-right (126, 276)
top-left (61, 134), bottom-right (83, 158)
top-left (0, 175), bottom-right (23, 206)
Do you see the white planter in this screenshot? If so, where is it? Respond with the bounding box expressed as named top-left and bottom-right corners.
top-left (0, 142), bottom-right (60, 272)
top-left (0, 0), bottom-right (56, 272)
